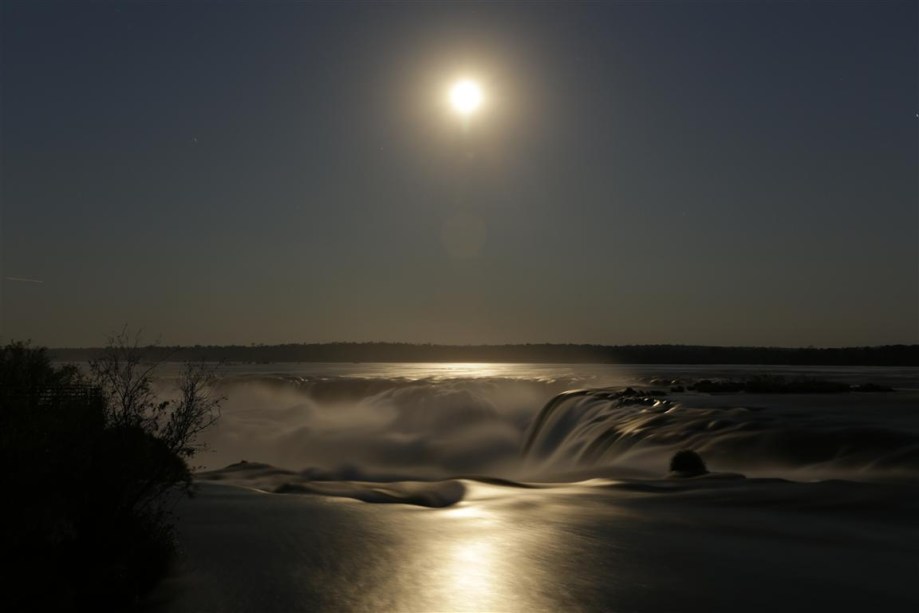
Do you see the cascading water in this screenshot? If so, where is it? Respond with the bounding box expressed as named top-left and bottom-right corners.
top-left (521, 386), bottom-right (919, 480)
top-left (522, 388), bottom-right (676, 476)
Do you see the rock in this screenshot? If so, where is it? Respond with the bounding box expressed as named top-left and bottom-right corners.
top-left (669, 449), bottom-right (708, 477)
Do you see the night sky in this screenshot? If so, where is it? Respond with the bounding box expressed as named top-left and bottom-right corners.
top-left (2, 1), bottom-right (916, 347)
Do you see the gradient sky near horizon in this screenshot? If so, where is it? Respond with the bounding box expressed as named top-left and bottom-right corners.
top-left (2, 1), bottom-right (917, 347)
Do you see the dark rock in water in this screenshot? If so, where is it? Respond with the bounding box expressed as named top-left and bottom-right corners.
top-left (669, 450), bottom-right (708, 477)
top-left (689, 376), bottom-right (854, 394)
top-left (690, 379), bottom-right (728, 393)
top-left (850, 382), bottom-right (893, 392)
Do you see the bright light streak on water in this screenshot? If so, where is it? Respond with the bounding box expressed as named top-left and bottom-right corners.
top-left (441, 540), bottom-right (499, 610)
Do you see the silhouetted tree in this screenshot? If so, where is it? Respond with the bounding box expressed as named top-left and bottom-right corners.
top-left (1, 334), bottom-right (220, 610)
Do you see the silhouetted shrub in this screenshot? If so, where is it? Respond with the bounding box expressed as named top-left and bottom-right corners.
top-left (0, 338), bottom-right (219, 610)
top-left (669, 449), bottom-right (708, 476)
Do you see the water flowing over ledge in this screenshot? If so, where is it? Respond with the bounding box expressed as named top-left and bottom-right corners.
top-left (521, 387), bottom-right (919, 480)
top-left (189, 365), bottom-right (919, 492)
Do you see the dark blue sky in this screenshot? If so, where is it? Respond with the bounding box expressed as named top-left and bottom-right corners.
top-left (2, 1), bottom-right (916, 347)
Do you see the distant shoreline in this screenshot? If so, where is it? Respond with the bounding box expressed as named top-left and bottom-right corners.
top-left (47, 343), bottom-right (919, 367)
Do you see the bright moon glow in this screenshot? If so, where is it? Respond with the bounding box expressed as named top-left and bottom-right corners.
top-left (450, 79), bottom-right (483, 115)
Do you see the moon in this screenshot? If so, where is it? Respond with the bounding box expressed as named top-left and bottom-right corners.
top-left (449, 79), bottom-right (483, 115)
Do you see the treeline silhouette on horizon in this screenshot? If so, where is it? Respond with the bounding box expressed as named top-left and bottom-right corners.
top-left (49, 343), bottom-right (919, 366)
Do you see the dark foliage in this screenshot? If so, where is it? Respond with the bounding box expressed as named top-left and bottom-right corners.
top-left (0, 340), bottom-right (219, 611)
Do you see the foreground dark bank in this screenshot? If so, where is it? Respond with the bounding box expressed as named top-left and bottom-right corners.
top-left (0, 341), bottom-right (219, 611)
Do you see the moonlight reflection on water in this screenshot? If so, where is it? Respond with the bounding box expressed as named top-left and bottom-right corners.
top-left (149, 364), bottom-right (919, 612)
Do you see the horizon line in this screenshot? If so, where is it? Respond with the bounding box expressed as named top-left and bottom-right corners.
top-left (42, 341), bottom-right (919, 351)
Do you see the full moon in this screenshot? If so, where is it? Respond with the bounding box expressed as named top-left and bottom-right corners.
top-left (449, 79), bottom-right (483, 115)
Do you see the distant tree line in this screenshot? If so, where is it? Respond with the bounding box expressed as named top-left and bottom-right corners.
top-left (49, 343), bottom-right (919, 366)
